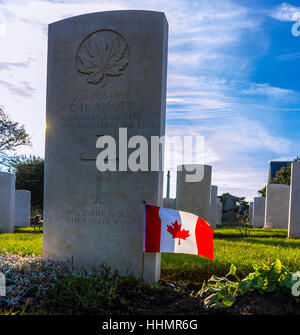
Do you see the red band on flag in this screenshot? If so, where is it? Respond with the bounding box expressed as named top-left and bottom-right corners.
top-left (195, 217), bottom-right (214, 260)
top-left (144, 205), bottom-right (161, 252)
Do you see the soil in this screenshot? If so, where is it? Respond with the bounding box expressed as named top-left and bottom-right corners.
top-left (113, 280), bottom-right (300, 315)
top-left (41, 279), bottom-right (300, 315)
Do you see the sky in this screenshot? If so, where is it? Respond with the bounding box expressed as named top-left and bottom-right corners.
top-left (0, 0), bottom-right (300, 201)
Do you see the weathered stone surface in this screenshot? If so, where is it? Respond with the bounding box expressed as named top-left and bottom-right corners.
top-left (209, 185), bottom-right (218, 229)
top-left (264, 184), bottom-right (290, 229)
top-left (176, 164), bottom-right (212, 222)
top-left (162, 198), bottom-right (176, 209)
top-left (253, 197), bottom-right (265, 228)
top-left (249, 201), bottom-right (253, 226)
top-left (0, 172), bottom-right (15, 233)
top-left (44, 10), bottom-right (168, 282)
top-left (288, 161), bottom-right (300, 238)
top-left (15, 190), bottom-right (31, 228)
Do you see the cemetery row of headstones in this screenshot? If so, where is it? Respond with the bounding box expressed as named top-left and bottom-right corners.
top-left (2, 10), bottom-right (299, 286)
top-left (162, 165), bottom-right (222, 229)
top-left (250, 160), bottom-right (300, 238)
top-left (0, 172), bottom-right (31, 232)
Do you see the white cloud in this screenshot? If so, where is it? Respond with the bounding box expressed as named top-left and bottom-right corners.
top-left (163, 116), bottom-right (291, 200)
top-left (240, 83), bottom-right (294, 99)
top-left (269, 2), bottom-right (300, 22)
top-left (0, 0), bottom-right (295, 201)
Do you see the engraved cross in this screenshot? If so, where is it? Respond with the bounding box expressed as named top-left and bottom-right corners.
top-left (80, 134), bottom-right (118, 205)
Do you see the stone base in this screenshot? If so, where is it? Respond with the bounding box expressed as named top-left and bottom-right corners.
top-left (143, 252), bottom-right (161, 283)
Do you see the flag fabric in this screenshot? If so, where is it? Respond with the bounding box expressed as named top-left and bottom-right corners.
top-left (143, 204), bottom-right (214, 260)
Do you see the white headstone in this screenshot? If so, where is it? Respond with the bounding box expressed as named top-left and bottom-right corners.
top-left (176, 164), bottom-right (212, 222)
top-left (264, 184), bottom-right (290, 229)
top-left (162, 198), bottom-right (176, 209)
top-left (15, 190), bottom-right (31, 228)
top-left (0, 172), bottom-right (15, 233)
top-left (249, 201), bottom-right (253, 225)
top-left (209, 185), bottom-right (218, 229)
top-left (44, 10), bottom-right (168, 282)
top-left (288, 161), bottom-right (300, 238)
top-left (252, 197), bottom-right (265, 228)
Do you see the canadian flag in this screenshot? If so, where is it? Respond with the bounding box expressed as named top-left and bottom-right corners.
top-left (143, 204), bottom-right (214, 260)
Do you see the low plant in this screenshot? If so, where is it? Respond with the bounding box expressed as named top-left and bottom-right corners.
top-left (237, 220), bottom-right (251, 237)
top-left (49, 266), bottom-right (119, 314)
top-left (197, 259), bottom-right (300, 310)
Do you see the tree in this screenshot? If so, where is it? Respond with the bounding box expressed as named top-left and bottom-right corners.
top-left (0, 106), bottom-right (31, 164)
top-left (258, 186), bottom-right (266, 197)
top-left (7, 155), bottom-right (44, 210)
top-left (219, 193), bottom-right (248, 207)
top-left (271, 163), bottom-right (291, 185)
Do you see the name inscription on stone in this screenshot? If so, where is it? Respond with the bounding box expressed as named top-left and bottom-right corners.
top-left (60, 91), bottom-right (143, 130)
top-left (63, 209), bottom-right (131, 225)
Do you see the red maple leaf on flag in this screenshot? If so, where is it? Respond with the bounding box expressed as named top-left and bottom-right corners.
top-left (167, 220), bottom-right (190, 245)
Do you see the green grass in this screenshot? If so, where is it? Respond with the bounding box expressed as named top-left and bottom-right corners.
top-left (0, 226), bottom-right (300, 283)
top-left (0, 227), bottom-right (42, 256)
top-left (161, 226), bottom-right (300, 281)
top-left (162, 227), bottom-right (300, 281)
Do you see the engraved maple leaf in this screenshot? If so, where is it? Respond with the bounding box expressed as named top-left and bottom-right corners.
top-left (167, 220), bottom-right (190, 246)
top-left (77, 34), bottom-right (128, 86)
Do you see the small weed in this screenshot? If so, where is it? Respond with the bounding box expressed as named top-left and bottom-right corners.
top-left (198, 259), bottom-right (300, 310)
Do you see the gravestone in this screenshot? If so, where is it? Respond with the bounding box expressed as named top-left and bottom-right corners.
top-left (288, 161), bottom-right (300, 238)
top-left (162, 198), bottom-right (176, 209)
top-left (0, 172), bottom-right (15, 233)
top-left (264, 184), bottom-right (290, 229)
top-left (44, 10), bottom-right (168, 282)
top-left (209, 185), bottom-right (218, 229)
top-left (15, 190), bottom-right (31, 228)
top-left (176, 164), bottom-right (212, 222)
top-left (217, 198), bottom-right (222, 226)
top-left (252, 197), bottom-right (265, 228)
top-left (249, 201), bottom-right (253, 225)
top-left (222, 194), bottom-right (238, 222)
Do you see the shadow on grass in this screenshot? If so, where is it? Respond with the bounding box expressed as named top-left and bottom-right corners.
top-left (235, 237), bottom-right (300, 249)
top-left (161, 265), bottom-right (249, 282)
top-left (214, 233), bottom-right (287, 239)
top-left (14, 228), bottom-right (43, 234)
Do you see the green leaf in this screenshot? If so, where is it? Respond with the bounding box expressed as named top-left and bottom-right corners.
top-left (240, 279), bottom-right (254, 294)
top-left (226, 264), bottom-right (237, 277)
top-left (221, 295), bottom-right (236, 307)
top-left (279, 277), bottom-right (294, 289)
top-left (269, 259), bottom-right (282, 281)
top-left (210, 301), bottom-right (229, 309)
top-left (265, 283), bottom-right (276, 292)
top-left (203, 293), bottom-right (219, 309)
top-left (208, 275), bottom-right (229, 283)
top-left (272, 259), bottom-right (282, 275)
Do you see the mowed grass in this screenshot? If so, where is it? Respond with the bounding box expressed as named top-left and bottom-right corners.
top-left (161, 227), bottom-right (300, 282)
top-left (0, 227), bottom-right (42, 256)
top-left (0, 226), bottom-right (299, 283)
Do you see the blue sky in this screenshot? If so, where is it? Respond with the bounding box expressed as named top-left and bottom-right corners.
top-left (0, 0), bottom-right (300, 200)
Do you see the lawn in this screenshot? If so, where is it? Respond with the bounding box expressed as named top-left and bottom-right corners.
top-left (0, 226), bottom-right (300, 282)
top-left (162, 227), bottom-right (300, 281)
top-left (0, 227), bottom-right (43, 256)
